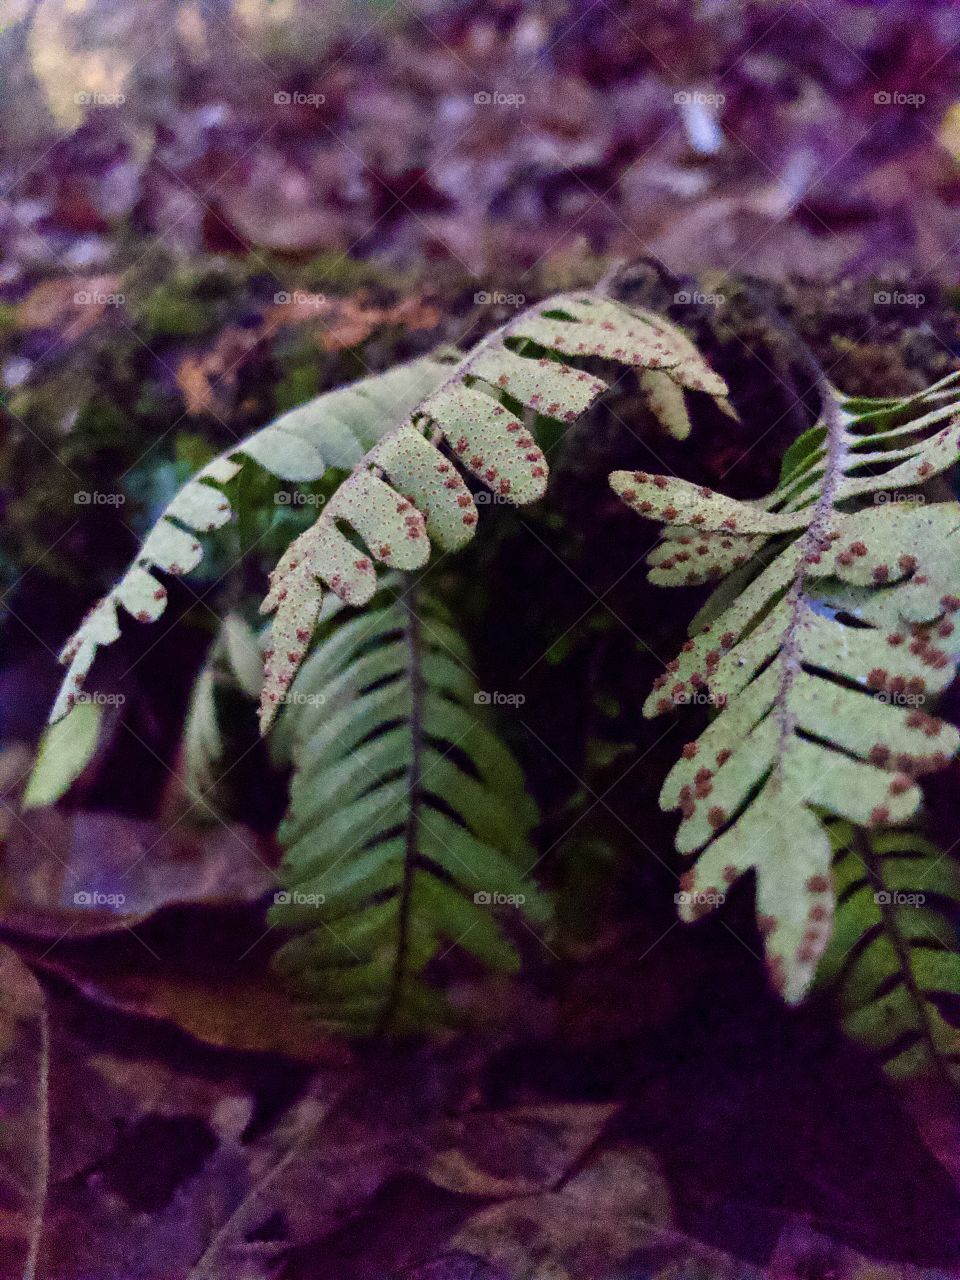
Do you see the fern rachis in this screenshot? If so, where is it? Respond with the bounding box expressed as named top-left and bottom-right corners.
top-left (268, 580), bottom-right (547, 1033)
top-left (256, 290), bottom-right (730, 729)
top-left (48, 290), bottom-right (729, 733)
top-left (818, 822), bottom-right (960, 1086)
top-left (612, 366), bottom-right (960, 1003)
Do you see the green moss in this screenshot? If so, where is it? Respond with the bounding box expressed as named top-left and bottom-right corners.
top-left (134, 283), bottom-right (215, 338)
top-left (0, 302), bottom-right (19, 339)
top-left (273, 335), bottom-right (321, 413)
top-left (296, 251), bottom-right (409, 294)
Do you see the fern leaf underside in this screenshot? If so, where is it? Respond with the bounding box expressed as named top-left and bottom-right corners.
top-left (50, 291), bottom-right (728, 732)
top-left (612, 371), bottom-right (960, 1003)
top-left (256, 292), bottom-right (729, 729)
top-left (50, 355), bottom-right (457, 723)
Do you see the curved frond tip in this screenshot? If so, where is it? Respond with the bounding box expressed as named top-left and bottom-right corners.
top-left (258, 291), bottom-right (729, 729)
top-left (49, 289), bottom-right (728, 731)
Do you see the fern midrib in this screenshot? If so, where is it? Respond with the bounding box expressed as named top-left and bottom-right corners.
top-left (773, 380), bottom-right (850, 776)
top-left (342, 279), bottom-right (611, 499)
top-left (853, 828), bottom-right (952, 1088)
top-left (378, 583), bottom-right (425, 1033)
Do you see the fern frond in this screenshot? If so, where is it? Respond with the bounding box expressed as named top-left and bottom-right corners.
top-left (180, 613), bottom-right (262, 806)
top-left (818, 821), bottom-right (960, 1086)
top-left (611, 371), bottom-right (960, 1001)
top-left (268, 580), bottom-right (549, 1034)
top-left (49, 354), bottom-right (458, 723)
top-left (257, 291), bottom-right (729, 728)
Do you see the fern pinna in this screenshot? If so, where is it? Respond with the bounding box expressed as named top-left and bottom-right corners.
top-left (267, 580), bottom-right (547, 1034)
top-left (48, 289), bottom-right (728, 731)
top-left (817, 821), bottom-right (960, 1087)
top-left (49, 354), bottom-right (457, 724)
top-left (611, 368), bottom-right (960, 1006)
top-left (256, 292), bottom-right (728, 729)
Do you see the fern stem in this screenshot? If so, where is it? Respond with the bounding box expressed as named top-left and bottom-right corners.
top-left (853, 828), bottom-right (954, 1092)
top-left (772, 356), bottom-right (849, 775)
top-left (379, 580), bottom-right (425, 1033)
top-left (23, 1000), bottom-right (49, 1280)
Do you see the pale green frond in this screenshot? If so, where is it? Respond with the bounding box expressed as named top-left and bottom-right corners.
top-left (257, 290), bottom-right (728, 729)
top-left (49, 354), bottom-right (457, 723)
top-left (612, 375), bottom-right (960, 1005)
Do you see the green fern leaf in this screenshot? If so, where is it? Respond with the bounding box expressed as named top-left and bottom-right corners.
top-left (818, 821), bottom-right (960, 1085)
top-left (268, 580), bottom-right (548, 1034)
top-left (610, 371), bottom-right (960, 1002)
top-left (49, 354), bottom-right (458, 723)
top-left (258, 291), bottom-right (729, 728)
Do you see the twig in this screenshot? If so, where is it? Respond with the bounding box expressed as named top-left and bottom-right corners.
top-left (23, 1001), bottom-right (49, 1280)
